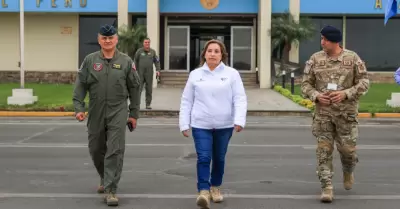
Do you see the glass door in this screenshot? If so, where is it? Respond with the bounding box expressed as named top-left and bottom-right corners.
top-left (230, 26), bottom-right (254, 71)
top-left (166, 26), bottom-right (190, 71)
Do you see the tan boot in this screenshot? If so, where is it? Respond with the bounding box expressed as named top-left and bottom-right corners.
top-left (196, 190), bottom-right (210, 209)
top-left (210, 186), bottom-right (223, 203)
top-left (343, 172), bottom-right (354, 190)
top-left (103, 193), bottom-right (119, 206)
top-left (320, 186), bottom-right (333, 203)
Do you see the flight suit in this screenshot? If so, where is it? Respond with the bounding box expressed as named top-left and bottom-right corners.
top-left (133, 47), bottom-right (161, 107)
top-left (72, 50), bottom-right (141, 194)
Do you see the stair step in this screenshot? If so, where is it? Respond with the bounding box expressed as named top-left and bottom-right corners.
top-left (159, 71), bottom-right (258, 88)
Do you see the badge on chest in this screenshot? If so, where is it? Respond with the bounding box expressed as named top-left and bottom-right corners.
top-left (327, 83), bottom-right (337, 91)
top-left (112, 64), bottom-right (121, 70)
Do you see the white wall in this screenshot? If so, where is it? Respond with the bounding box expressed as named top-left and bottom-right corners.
top-left (0, 13), bottom-right (79, 72)
top-left (0, 13), bottom-right (20, 71)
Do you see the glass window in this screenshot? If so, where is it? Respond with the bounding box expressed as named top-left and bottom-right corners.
top-left (168, 27), bottom-right (189, 70)
top-left (169, 48), bottom-right (188, 70)
top-left (232, 28), bottom-right (252, 47)
top-left (232, 49), bottom-right (251, 70)
top-left (78, 15), bottom-right (117, 65)
top-left (231, 27), bottom-right (252, 70)
top-left (298, 17), bottom-right (342, 66)
top-left (170, 28), bottom-right (188, 47)
top-left (346, 17), bottom-right (400, 71)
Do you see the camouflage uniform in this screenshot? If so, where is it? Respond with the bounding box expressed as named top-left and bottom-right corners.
top-left (301, 49), bottom-right (369, 190)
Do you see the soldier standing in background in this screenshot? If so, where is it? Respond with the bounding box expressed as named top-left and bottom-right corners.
top-left (301, 25), bottom-right (369, 203)
top-left (72, 24), bottom-right (141, 206)
top-left (134, 38), bottom-right (161, 109)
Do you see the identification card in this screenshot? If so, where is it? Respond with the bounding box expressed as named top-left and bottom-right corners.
top-left (327, 83), bottom-right (338, 90)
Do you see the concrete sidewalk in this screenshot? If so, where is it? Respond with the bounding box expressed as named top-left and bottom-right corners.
top-left (139, 88), bottom-right (310, 116)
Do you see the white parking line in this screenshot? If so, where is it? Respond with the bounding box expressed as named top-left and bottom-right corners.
top-left (0, 192), bottom-right (399, 200)
top-left (0, 143), bottom-right (399, 150)
top-left (0, 122), bottom-right (397, 128)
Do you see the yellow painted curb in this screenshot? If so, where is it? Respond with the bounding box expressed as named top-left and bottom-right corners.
top-left (0, 111), bottom-right (75, 117)
top-left (374, 113), bottom-right (400, 118)
top-left (357, 113), bottom-right (372, 118)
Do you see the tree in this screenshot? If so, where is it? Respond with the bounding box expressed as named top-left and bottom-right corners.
top-left (269, 11), bottom-right (316, 84)
top-left (117, 24), bottom-right (148, 59)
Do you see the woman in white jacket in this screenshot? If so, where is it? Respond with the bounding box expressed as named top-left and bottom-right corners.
top-left (179, 39), bottom-right (247, 208)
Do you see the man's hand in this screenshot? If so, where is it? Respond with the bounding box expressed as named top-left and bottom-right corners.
top-left (75, 112), bottom-right (86, 121)
top-left (128, 117), bottom-right (137, 129)
top-left (234, 125), bottom-right (243, 132)
top-left (316, 93), bottom-right (331, 105)
top-left (329, 91), bottom-right (347, 103)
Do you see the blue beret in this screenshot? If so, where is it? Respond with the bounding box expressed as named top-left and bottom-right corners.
top-left (99, 24), bottom-right (116, 36)
top-left (320, 25), bottom-right (342, 43)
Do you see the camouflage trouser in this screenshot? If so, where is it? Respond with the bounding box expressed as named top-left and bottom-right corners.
top-left (311, 113), bottom-right (359, 188)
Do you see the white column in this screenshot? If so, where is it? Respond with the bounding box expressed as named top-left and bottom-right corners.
top-left (257, 0), bottom-right (271, 88)
top-left (289, 0), bottom-right (300, 63)
top-left (147, 0), bottom-right (160, 88)
top-left (118, 0), bottom-right (130, 28)
top-left (342, 16), bottom-right (346, 49)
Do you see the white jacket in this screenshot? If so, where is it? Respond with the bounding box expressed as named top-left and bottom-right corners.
top-left (179, 62), bottom-right (247, 132)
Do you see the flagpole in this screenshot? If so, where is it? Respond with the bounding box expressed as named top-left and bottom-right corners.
top-left (20, 0), bottom-right (24, 88)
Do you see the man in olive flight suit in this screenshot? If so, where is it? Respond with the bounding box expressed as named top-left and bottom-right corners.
top-left (72, 24), bottom-right (141, 206)
top-left (133, 38), bottom-right (161, 109)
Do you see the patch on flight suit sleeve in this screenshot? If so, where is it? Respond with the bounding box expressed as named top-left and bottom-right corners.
top-left (153, 56), bottom-right (159, 63)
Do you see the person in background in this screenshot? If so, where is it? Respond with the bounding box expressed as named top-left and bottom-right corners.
top-left (133, 38), bottom-right (161, 109)
top-left (179, 39), bottom-right (247, 209)
top-left (394, 67), bottom-right (400, 84)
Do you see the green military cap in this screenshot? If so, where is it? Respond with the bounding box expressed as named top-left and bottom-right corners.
top-left (99, 24), bottom-right (117, 36)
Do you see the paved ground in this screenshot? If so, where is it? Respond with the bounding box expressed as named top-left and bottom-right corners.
top-left (0, 116), bottom-right (400, 208)
top-left (138, 88), bottom-right (309, 112)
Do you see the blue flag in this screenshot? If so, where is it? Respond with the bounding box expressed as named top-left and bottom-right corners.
top-left (384, 0), bottom-right (398, 25)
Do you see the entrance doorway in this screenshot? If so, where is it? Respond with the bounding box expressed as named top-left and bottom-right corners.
top-left (165, 16), bottom-right (255, 72)
top-left (189, 25), bottom-right (231, 70)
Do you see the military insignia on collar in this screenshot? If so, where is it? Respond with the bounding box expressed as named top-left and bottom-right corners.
top-left (93, 63), bottom-right (103, 71)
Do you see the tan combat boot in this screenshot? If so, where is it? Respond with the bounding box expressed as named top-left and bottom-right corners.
top-left (210, 186), bottom-right (223, 203)
top-left (196, 190), bottom-right (210, 209)
top-left (343, 172), bottom-right (354, 190)
top-left (320, 186), bottom-right (333, 203)
top-left (104, 193), bottom-right (119, 206)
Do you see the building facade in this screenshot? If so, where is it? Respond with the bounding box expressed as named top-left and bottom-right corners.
top-left (0, 0), bottom-right (399, 88)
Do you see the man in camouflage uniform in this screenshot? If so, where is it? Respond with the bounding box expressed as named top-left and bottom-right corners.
top-left (301, 25), bottom-right (369, 203)
top-left (134, 38), bottom-right (161, 109)
top-left (72, 24), bottom-right (141, 206)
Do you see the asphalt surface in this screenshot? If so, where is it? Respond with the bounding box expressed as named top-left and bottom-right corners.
top-left (0, 116), bottom-right (400, 209)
